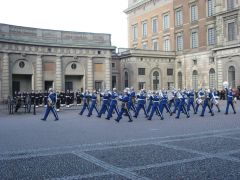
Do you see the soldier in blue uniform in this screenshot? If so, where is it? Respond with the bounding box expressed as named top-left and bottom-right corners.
top-left (186, 89), bottom-right (196, 114)
top-left (97, 90), bottom-right (110, 118)
top-left (146, 91), bottom-right (153, 114)
top-left (115, 89), bottom-right (133, 122)
top-left (133, 89), bottom-right (148, 118)
top-left (175, 91), bottom-right (189, 119)
top-left (148, 91), bottom-right (164, 120)
top-left (172, 90), bottom-right (180, 114)
top-left (195, 88), bottom-right (205, 113)
top-left (159, 90), bottom-right (172, 117)
top-left (128, 87), bottom-right (136, 113)
top-left (210, 88), bottom-right (220, 113)
top-left (225, 87), bottom-right (236, 114)
top-left (79, 90), bottom-right (90, 115)
top-left (200, 89), bottom-right (214, 117)
top-left (106, 88), bottom-right (119, 120)
top-left (41, 88), bottom-right (59, 121)
top-left (87, 90), bottom-right (99, 117)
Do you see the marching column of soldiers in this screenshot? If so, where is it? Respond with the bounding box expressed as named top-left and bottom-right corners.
top-left (11, 81), bottom-right (238, 122)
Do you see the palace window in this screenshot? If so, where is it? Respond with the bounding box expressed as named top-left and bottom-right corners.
top-left (138, 68), bottom-right (145, 75)
top-left (142, 22), bottom-right (147, 38)
top-left (208, 28), bottom-right (215, 45)
top-left (228, 66), bottom-right (236, 88)
top-left (152, 40), bottom-right (158, 50)
top-left (227, 0), bottom-right (235, 10)
top-left (208, 0), bottom-right (214, 17)
top-left (209, 68), bottom-right (216, 89)
top-left (176, 34), bottom-right (183, 51)
top-left (152, 18), bottom-right (158, 34)
top-left (152, 71), bottom-right (160, 90)
top-left (124, 71), bottom-right (129, 88)
top-left (133, 24), bottom-right (138, 41)
top-left (228, 22), bottom-right (236, 41)
top-left (163, 14), bottom-right (170, 30)
top-left (164, 38), bottom-right (170, 51)
top-left (175, 9), bottom-right (183, 26)
top-left (191, 4), bottom-right (198, 22)
top-left (191, 31), bottom-right (198, 48)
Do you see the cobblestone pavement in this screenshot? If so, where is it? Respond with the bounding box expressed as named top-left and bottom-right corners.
top-left (0, 101), bottom-right (240, 179)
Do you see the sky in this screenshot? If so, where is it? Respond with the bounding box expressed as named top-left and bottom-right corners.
top-left (0, 0), bottom-right (128, 48)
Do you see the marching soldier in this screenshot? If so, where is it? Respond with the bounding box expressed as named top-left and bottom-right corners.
top-left (210, 88), bottom-right (220, 113)
top-left (175, 90), bottom-right (189, 119)
top-left (41, 88), bottom-right (59, 121)
top-left (186, 89), bottom-right (196, 114)
top-left (159, 90), bottom-right (172, 117)
top-left (225, 87), bottom-right (236, 114)
top-left (87, 90), bottom-right (99, 117)
top-left (115, 89), bottom-right (133, 122)
top-left (133, 89), bottom-right (148, 118)
top-left (97, 90), bottom-right (110, 118)
top-left (106, 88), bottom-right (119, 120)
top-left (128, 87), bottom-right (136, 113)
top-left (195, 88), bottom-right (205, 113)
top-left (148, 91), bottom-right (164, 120)
top-left (200, 89), bottom-right (214, 117)
top-left (79, 90), bottom-right (90, 115)
top-left (146, 91), bottom-right (153, 114)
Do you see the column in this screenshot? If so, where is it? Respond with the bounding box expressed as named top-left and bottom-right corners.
top-left (87, 57), bottom-right (93, 90)
top-left (2, 53), bottom-right (10, 99)
top-left (55, 56), bottom-right (62, 91)
top-left (35, 55), bottom-right (43, 91)
top-left (105, 57), bottom-right (111, 90)
top-left (217, 57), bottom-right (223, 90)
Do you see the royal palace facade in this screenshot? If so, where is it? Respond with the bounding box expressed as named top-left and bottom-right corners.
top-left (1, 0), bottom-right (240, 101)
top-left (122, 0), bottom-right (240, 91)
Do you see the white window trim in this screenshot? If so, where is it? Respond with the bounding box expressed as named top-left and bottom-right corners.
top-left (190, 3), bottom-right (198, 22)
top-left (152, 17), bottom-right (158, 34)
top-left (142, 21), bottom-right (148, 38)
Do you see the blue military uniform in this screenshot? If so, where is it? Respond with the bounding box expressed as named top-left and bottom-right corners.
top-left (200, 90), bottom-right (214, 117)
top-left (115, 92), bottom-right (133, 122)
top-left (41, 90), bottom-right (59, 121)
top-left (195, 89), bottom-right (205, 113)
top-left (176, 91), bottom-right (189, 119)
top-left (159, 91), bottom-right (172, 117)
top-left (134, 90), bottom-right (148, 118)
top-left (97, 91), bottom-right (110, 118)
top-left (79, 91), bottom-right (90, 115)
top-left (87, 92), bottom-right (99, 117)
top-left (128, 90), bottom-right (136, 113)
top-left (186, 90), bottom-right (196, 114)
top-left (146, 94), bottom-right (153, 114)
top-left (225, 88), bottom-right (236, 114)
top-left (148, 92), bottom-right (164, 120)
top-left (106, 90), bottom-right (119, 120)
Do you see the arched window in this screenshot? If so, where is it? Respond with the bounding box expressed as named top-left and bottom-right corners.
top-left (228, 66), bottom-right (235, 88)
top-left (192, 70), bottom-right (198, 90)
top-left (209, 68), bottom-right (216, 89)
top-left (124, 71), bottom-right (129, 88)
top-left (178, 72), bottom-right (183, 90)
top-left (152, 71), bottom-right (160, 90)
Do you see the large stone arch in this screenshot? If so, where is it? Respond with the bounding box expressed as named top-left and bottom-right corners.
top-left (149, 68), bottom-right (162, 90)
top-left (11, 59), bottom-right (34, 93)
top-left (64, 61), bottom-right (85, 91)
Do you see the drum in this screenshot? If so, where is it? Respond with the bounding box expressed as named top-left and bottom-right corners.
top-left (196, 98), bottom-right (202, 105)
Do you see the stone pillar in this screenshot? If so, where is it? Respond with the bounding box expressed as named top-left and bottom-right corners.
top-left (35, 55), bottom-right (43, 91)
top-left (55, 56), bottom-right (62, 91)
top-left (105, 57), bottom-right (111, 90)
top-left (2, 53), bottom-right (10, 99)
top-left (87, 57), bottom-right (93, 90)
top-left (217, 57), bottom-right (223, 90)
